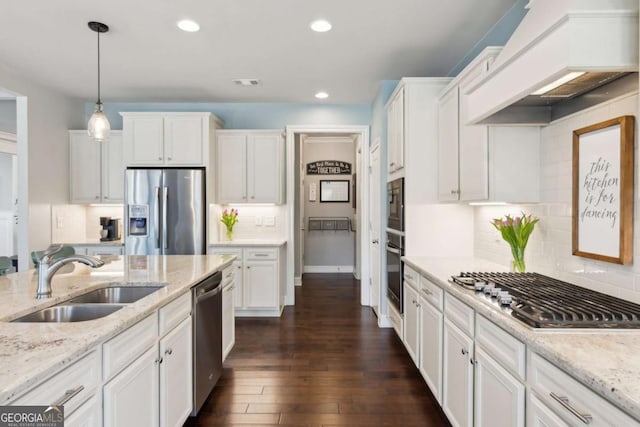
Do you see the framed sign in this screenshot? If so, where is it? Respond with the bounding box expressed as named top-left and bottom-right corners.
top-left (320, 180), bottom-right (350, 203)
top-left (307, 161), bottom-right (352, 175)
top-left (572, 115), bottom-right (634, 264)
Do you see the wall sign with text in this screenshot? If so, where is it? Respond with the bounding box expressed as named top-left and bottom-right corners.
top-left (572, 115), bottom-right (635, 264)
top-left (306, 160), bottom-right (352, 175)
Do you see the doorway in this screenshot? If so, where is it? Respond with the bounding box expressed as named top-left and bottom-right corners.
top-left (286, 126), bottom-right (370, 307)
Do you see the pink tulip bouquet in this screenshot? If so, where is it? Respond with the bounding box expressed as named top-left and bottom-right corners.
top-left (491, 212), bottom-right (539, 273)
top-left (220, 209), bottom-right (239, 240)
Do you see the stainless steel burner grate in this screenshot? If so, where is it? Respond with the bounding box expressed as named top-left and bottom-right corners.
top-left (452, 272), bottom-right (640, 328)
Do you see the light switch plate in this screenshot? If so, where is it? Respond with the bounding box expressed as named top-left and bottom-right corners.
top-left (264, 216), bottom-right (276, 227)
top-left (255, 216), bottom-right (263, 226)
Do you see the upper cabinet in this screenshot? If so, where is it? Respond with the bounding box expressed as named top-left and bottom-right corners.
top-left (386, 87), bottom-right (405, 177)
top-left (121, 112), bottom-right (223, 167)
top-left (216, 130), bottom-right (284, 204)
top-left (437, 47), bottom-right (540, 203)
top-left (69, 130), bottom-right (124, 204)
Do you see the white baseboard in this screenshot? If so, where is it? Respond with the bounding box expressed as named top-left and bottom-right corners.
top-left (378, 314), bottom-right (393, 328)
top-left (303, 265), bottom-right (354, 273)
top-left (294, 276), bottom-right (302, 286)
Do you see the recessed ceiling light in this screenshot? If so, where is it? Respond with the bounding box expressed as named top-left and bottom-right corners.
top-left (177, 19), bottom-right (200, 32)
top-left (315, 91), bottom-right (329, 99)
top-left (310, 19), bottom-right (332, 33)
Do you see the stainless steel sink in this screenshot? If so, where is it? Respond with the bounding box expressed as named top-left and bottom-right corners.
top-left (66, 286), bottom-right (165, 304)
top-left (13, 304), bottom-right (124, 323)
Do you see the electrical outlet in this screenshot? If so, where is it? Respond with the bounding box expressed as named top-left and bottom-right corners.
top-left (264, 216), bottom-right (276, 227)
top-left (255, 216), bottom-right (263, 226)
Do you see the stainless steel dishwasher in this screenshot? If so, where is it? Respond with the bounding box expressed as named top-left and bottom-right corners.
top-left (192, 271), bottom-right (222, 415)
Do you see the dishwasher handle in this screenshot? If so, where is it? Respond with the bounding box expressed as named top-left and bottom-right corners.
top-left (196, 284), bottom-right (222, 303)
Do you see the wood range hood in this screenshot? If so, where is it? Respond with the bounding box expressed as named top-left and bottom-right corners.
top-left (466, 0), bottom-right (639, 125)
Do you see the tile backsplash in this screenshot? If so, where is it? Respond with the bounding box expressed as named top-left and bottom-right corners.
top-left (474, 92), bottom-right (640, 303)
top-left (209, 205), bottom-right (286, 242)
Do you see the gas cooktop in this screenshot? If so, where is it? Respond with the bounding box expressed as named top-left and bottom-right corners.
top-left (451, 272), bottom-right (640, 329)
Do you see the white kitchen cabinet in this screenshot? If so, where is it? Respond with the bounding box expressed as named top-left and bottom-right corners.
top-left (159, 316), bottom-right (192, 427)
top-left (528, 351), bottom-right (638, 427)
top-left (65, 395), bottom-right (102, 427)
top-left (527, 393), bottom-right (570, 427)
top-left (69, 130), bottom-right (124, 203)
top-left (221, 265), bottom-right (236, 361)
top-left (403, 280), bottom-right (420, 364)
top-left (443, 317), bottom-right (474, 427)
top-left (86, 246), bottom-right (124, 256)
top-left (474, 346), bottom-right (525, 427)
top-left (216, 130), bottom-right (284, 204)
top-left (121, 112), bottom-right (222, 167)
top-left (419, 291), bottom-right (443, 403)
top-left (437, 47), bottom-right (540, 203)
top-left (386, 86), bottom-right (405, 176)
top-left (209, 244), bottom-right (285, 316)
top-left (103, 346), bottom-right (160, 427)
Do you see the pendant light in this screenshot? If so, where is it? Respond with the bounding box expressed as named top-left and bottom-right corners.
top-left (87, 21), bottom-right (110, 142)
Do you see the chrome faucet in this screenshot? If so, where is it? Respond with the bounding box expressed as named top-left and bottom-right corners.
top-left (36, 246), bottom-right (105, 299)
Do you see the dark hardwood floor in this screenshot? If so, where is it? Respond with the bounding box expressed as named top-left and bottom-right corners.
top-left (185, 273), bottom-right (450, 426)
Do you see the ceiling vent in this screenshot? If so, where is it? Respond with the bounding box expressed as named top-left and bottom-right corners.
top-left (232, 79), bottom-right (261, 87)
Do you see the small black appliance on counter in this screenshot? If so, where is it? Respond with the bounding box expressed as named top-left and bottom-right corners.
top-left (100, 216), bottom-right (121, 241)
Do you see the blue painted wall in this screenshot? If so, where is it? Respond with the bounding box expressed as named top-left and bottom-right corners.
top-left (447, 0), bottom-right (528, 77)
top-left (87, 102), bottom-right (372, 130)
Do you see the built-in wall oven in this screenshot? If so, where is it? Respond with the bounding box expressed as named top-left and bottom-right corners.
top-left (386, 177), bottom-right (405, 313)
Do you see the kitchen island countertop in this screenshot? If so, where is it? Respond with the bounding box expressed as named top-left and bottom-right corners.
top-left (403, 256), bottom-right (640, 421)
top-left (0, 254), bottom-right (235, 403)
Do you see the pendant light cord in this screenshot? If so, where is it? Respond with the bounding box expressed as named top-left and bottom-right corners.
top-left (96, 28), bottom-right (101, 104)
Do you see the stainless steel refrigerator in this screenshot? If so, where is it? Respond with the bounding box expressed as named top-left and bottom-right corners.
top-left (125, 168), bottom-right (206, 255)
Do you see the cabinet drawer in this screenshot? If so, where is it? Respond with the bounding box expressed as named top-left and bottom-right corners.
top-left (420, 276), bottom-right (443, 312)
top-left (209, 247), bottom-right (242, 258)
top-left (444, 293), bottom-right (474, 336)
top-left (64, 394), bottom-right (102, 427)
top-left (221, 265), bottom-right (235, 288)
top-left (159, 292), bottom-right (191, 336)
top-left (245, 248), bottom-right (277, 260)
top-left (13, 350), bottom-right (100, 415)
top-left (403, 265), bottom-right (419, 290)
top-left (476, 315), bottom-right (525, 381)
top-left (529, 352), bottom-right (637, 426)
top-left (103, 314), bottom-right (156, 381)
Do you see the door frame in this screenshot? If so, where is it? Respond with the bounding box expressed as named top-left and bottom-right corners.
top-left (285, 125), bottom-right (370, 307)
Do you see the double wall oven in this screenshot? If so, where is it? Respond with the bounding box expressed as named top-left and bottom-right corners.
top-left (386, 178), bottom-right (404, 313)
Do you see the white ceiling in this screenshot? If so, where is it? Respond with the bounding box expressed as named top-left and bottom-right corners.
top-left (0, 0), bottom-right (516, 104)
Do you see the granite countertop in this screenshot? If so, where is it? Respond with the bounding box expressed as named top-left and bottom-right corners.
top-left (209, 238), bottom-right (287, 247)
top-left (0, 254), bottom-right (235, 403)
top-left (54, 239), bottom-right (124, 246)
top-left (402, 256), bottom-right (640, 421)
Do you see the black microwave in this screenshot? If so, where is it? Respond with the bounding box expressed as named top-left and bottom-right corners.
top-left (387, 178), bottom-right (404, 232)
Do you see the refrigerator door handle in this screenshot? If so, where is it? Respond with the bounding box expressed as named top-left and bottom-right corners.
top-left (154, 186), bottom-right (161, 249)
top-left (163, 186), bottom-right (168, 250)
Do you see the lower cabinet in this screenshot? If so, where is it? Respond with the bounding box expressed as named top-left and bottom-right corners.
top-left (222, 265), bottom-right (236, 361)
top-left (419, 294), bottom-right (443, 403)
top-left (442, 318), bottom-right (474, 427)
top-left (159, 317), bottom-right (193, 427)
top-left (402, 281), bottom-right (420, 364)
top-left (72, 245), bottom-right (124, 256)
top-left (103, 346), bottom-right (160, 427)
top-left (527, 393), bottom-right (569, 427)
top-left (65, 395), bottom-right (102, 427)
top-left (209, 244), bottom-right (285, 316)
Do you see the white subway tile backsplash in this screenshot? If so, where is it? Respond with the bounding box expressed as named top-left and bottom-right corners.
top-left (475, 92), bottom-right (639, 302)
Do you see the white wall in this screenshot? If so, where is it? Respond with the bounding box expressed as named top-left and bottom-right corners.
top-left (0, 62), bottom-right (85, 262)
top-left (474, 92), bottom-right (640, 303)
top-left (209, 205), bottom-right (285, 242)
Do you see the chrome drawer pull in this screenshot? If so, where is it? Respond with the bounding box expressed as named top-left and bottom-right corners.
top-left (550, 392), bottom-right (593, 424)
top-left (253, 253), bottom-right (269, 257)
top-left (422, 288), bottom-right (433, 296)
top-left (53, 385), bottom-right (84, 406)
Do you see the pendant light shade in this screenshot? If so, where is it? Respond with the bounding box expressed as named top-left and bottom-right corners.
top-left (87, 21), bottom-right (110, 142)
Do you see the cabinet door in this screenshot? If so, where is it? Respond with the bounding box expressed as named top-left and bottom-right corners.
top-left (247, 133), bottom-right (283, 203)
top-left (474, 347), bottom-right (525, 427)
top-left (101, 131), bottom-right (124, 202)
top-left (103, 346), bottom-right (159, 427)
top-left (388, 89), bottom-right (405, 173)
top-left (160, 317), bottom-right (193, 427)
top-left (233, 261), bottom-right (244, 308)
top-left (222, 282), bottom-right (236, 361)
top-left (125, 116), bottom-right (165, 165)
top-left (164, 116), bottom-right (204, 166)
top-left (437, 87), bottom-right (460, 201)
top-left (69, 132), bottom-right (102, 203)
top-left (420, 297), bottom-right (443, 403)
top-left (443, 318), bottom-right (474, 427)
top-left (216, 134), bottom-right (247, 203)
top-left (403, 283), bottom-right (420, 364)
top-left (64, 395), bottom-right (102, 427)
top-left (244, 261), bottom-right (277, 308)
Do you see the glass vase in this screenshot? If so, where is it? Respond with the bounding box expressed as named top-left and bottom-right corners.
top-left (226, 228), bottom-right (233, 241)
top-left (511, 246), bottom-right (526, 273)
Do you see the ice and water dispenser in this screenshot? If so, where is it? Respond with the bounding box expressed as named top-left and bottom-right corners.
top-left (128, 205), bottom-right (149, 236)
